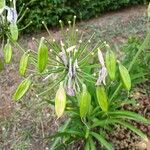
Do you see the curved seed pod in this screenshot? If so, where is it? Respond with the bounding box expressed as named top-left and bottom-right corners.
top-left (13, 76), bottom-right (32, 101)
top-left (105, 50), bottom-right (116, 80)
top-left (37, 37), bottom-right (48, 73)
top-left (80, 84), bottom-right (91, 118)
top-left (10, 23), bottom-right (18, 41)
top-left (3, 39), bottom-right (12, 64)
top-left (55, 82), bottom-right (66, 118)
top-left (96, 85), bottom-right (108, 112)
top-left (119, 63), bottom-right (131, 91)
top-left (19, 52), bottom-right (29, 76)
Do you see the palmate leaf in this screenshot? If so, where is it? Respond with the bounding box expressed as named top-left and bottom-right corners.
top-left (90, 132), bottom-right (114, 150)
top-left (110, 119), bottom-right (148, 140)
top-left (108, 110), bottom-right (150, 124)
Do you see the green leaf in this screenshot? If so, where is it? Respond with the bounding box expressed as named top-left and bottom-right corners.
top-left (84, 140), bottom-right (90, 150)
top-left (108, 110), bottom-right (150, 124)
top-left (50, 119), bottom-right (71, 150)
top-left (90, 132), bottom-right (114, 150)
top-left (89, 137), bottom-right (97, 150)
top-left (91, 119), bottom-right (109, 128)
top-left (0, 58), bottom-right (4, 72)
top-left (110, 119), bottom-right (148, 140)
top-left (13, 77), bottom-right (32, 101)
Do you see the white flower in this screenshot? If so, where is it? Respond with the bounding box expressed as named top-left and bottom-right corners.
top-left (98, 49), bottom-right (105, 67)
top-left (5, 6), bottom-right (17, 23)
top-left (96, 49), bottom-right (108, 85)
top-left (66, 45), bottom-right (76, 53)
top-left (96, 67), bottom-right (107, 85)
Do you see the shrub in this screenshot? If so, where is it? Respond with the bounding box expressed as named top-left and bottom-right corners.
top-left (17, 0), bottom-right (149, 31)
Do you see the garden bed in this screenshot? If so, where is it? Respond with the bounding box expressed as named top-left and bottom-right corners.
top-left (0, 5), bottom-right (149, 149)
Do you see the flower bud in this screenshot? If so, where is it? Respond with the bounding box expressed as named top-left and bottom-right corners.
top-left (19, 52), bottom-right (29, 76)
top-left (0, 0), bottom-right (5, 14)
top-left (3, 39), bottom-right (12, 64)
top-left (37, 37), bottom-right (48, 73)
top-left (105, 49), bottom-right (116, 81)
top-left (55, 82), bottom-right (66, 118)
top-left (79, 84), bottom-right (91, 118)
top-left (13, 76), bottom-right (32, 101)
top-left (96, 85), bottom-right (108, 112)
top-left (119, 63), bottom-right (131, 91)
top-left (10, 23), bottom-right (18, 41)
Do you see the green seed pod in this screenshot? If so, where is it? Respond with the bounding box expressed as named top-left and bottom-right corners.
top-left (0, 0), bottom-right (5, 9)
top-left (96, 85), bottom-right (108, 112)
top-left (37, 37), bottom-right (48, 73)
top-left (13, 76), bottom-right (32, 101)
top-left (10, 23), bottom-right (18, 41)
top-left (79, 84), bottom-right (91, 118)
top-left (119, 63), bottom-right (131, 91)
top-left (3, 39), bottom-right (12, 64)
top-left (55, 82), bottom-right (66, 118)
top-left (19, 52), bottom-right (29, 76)
top-left (105, 49), bottom-right (116, 80)
top-left (148, 3), bottom-right (150, 18)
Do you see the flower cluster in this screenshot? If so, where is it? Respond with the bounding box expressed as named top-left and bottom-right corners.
top-left (0, 0), bottom-right (17, 24)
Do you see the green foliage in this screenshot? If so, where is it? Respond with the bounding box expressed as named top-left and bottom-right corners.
top-left (17, 0), bottom-right (149, 31)
top-left (122, 36), bottom-right (150, 85)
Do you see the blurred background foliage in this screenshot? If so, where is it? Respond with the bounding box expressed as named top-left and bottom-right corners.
top-left (16, 0), bottom-right (150, 32)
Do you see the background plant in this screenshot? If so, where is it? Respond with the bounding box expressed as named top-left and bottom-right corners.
top-left (17, 0), bottom-right (150, 32)
top-left (121, 36), bottom-right (150, 85)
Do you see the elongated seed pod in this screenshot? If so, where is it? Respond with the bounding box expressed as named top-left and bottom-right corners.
top-left (37, 37), bottom-right (48, 73)
top-left (148, 3), bottom-right (150, 18)
top-left (3, 39), bottom-right (12, 64)
top-left (13, 76), bottom-right (32, 101)
top-left (96, 85), bottom-right (108, 112)
top-left (105, 50), bottom-right (116, 80)
top-left (119, 63), bottom-right (131, 91)
top-left (55, 82), bottom-right (66, 118)
top-left (10, 23), bottom-right (18, 41)
top-left (80, 84), bottom-right (91, 118)
top-left (19, 52), bottom-right (29, 76)
top-left (0, 0), bottom-right (5, 9)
